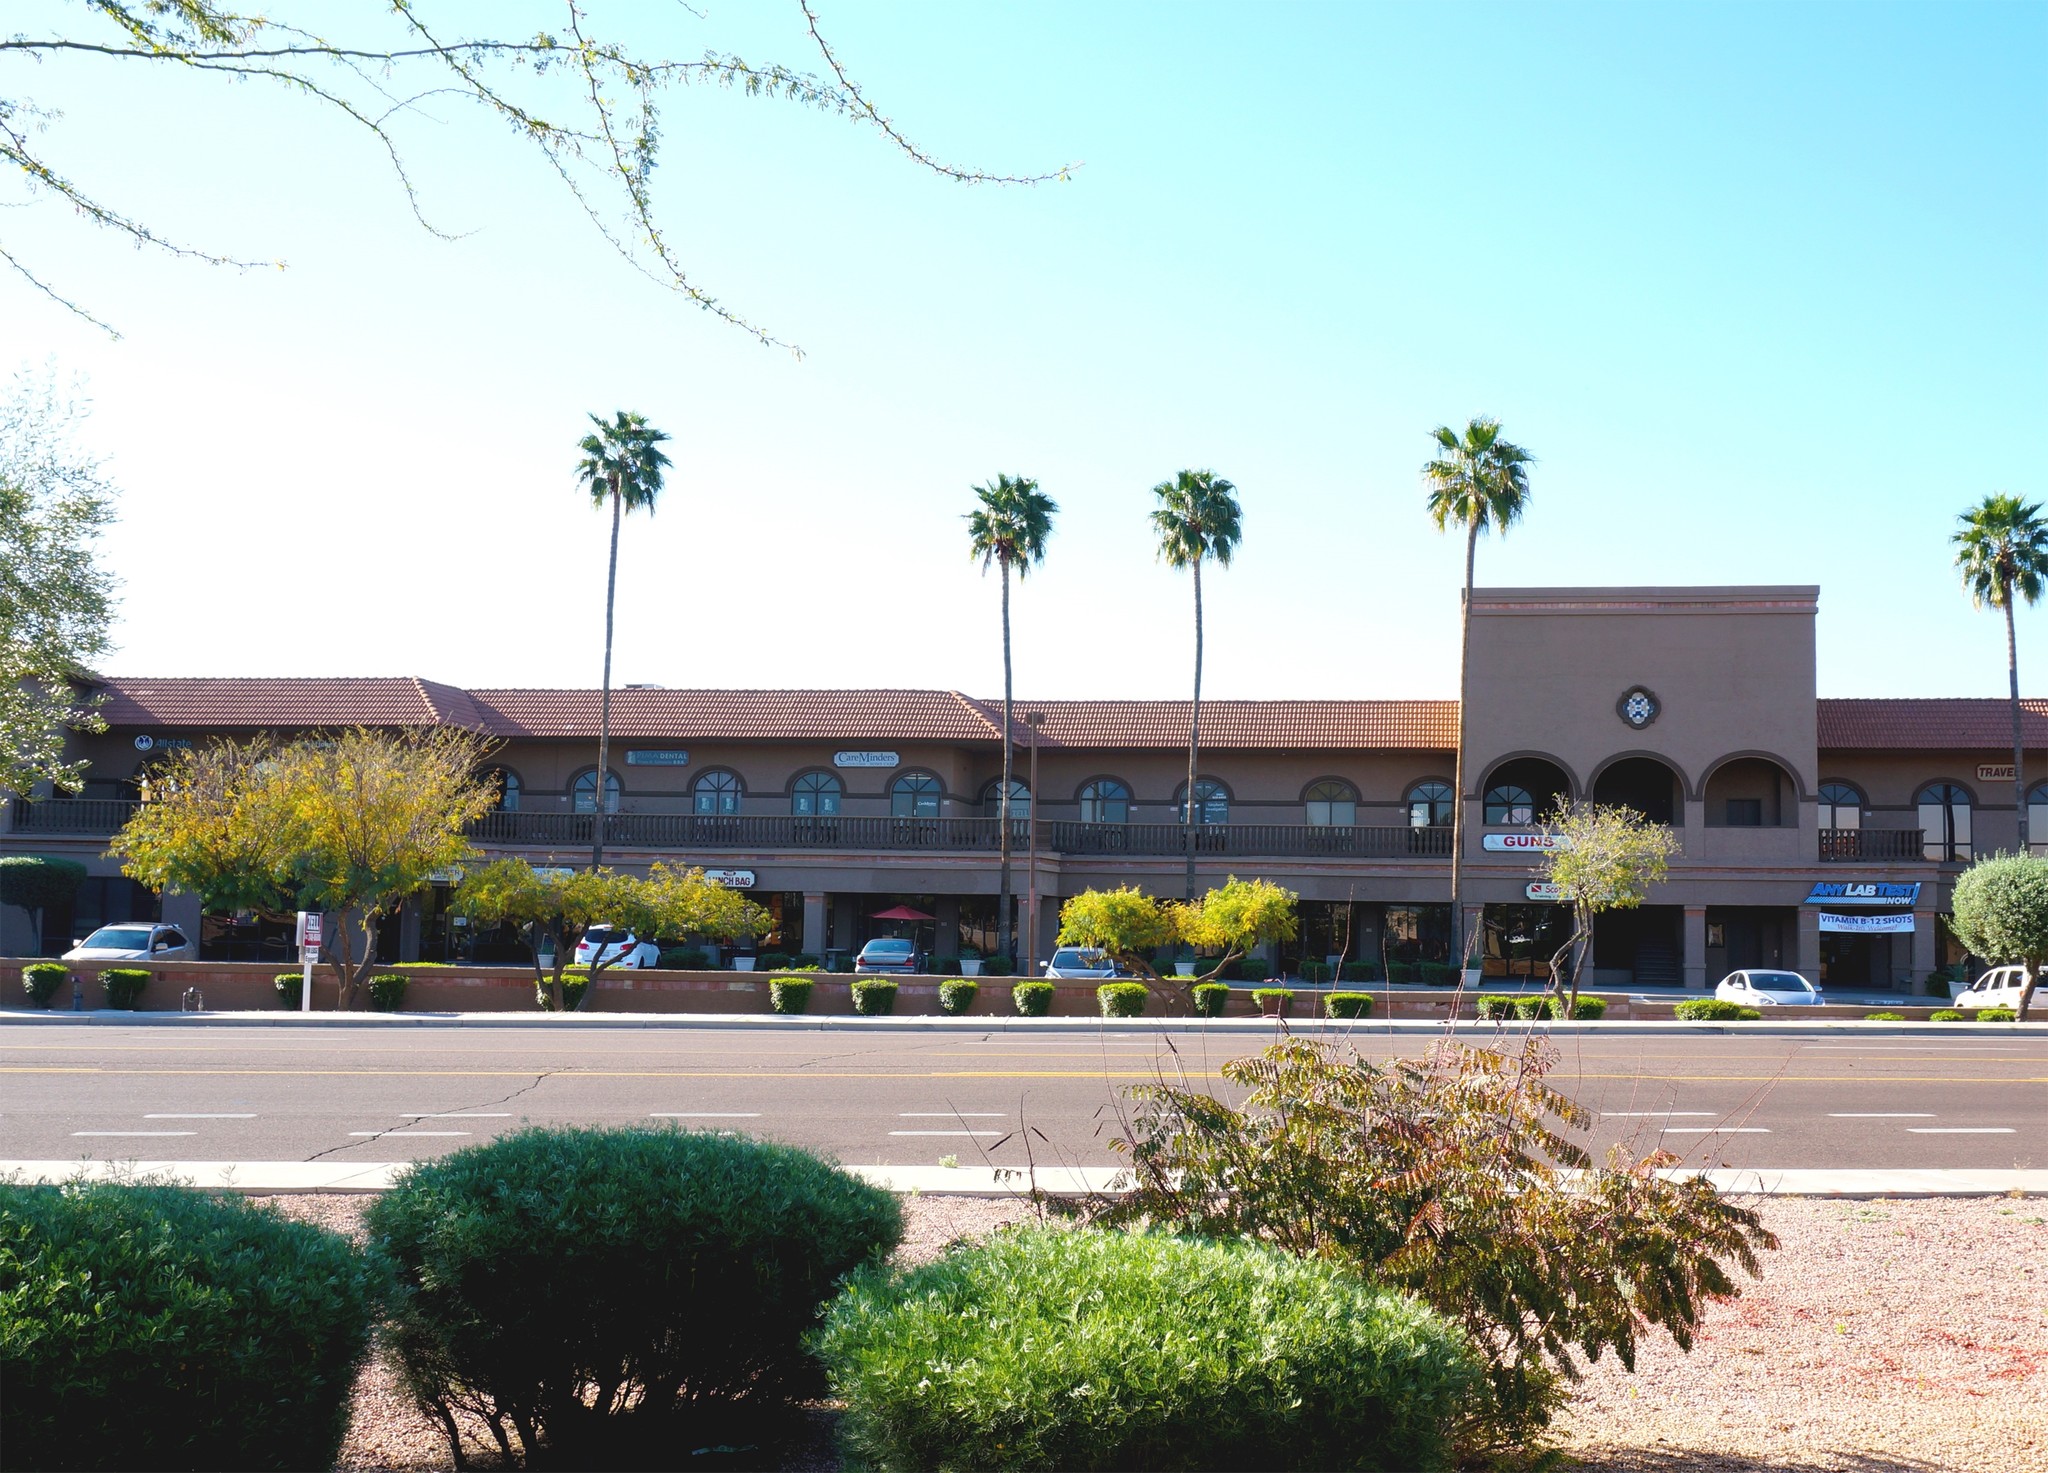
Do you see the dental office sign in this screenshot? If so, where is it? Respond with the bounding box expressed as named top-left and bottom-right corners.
top-left (1482, 832), bottom-right (1571, 853)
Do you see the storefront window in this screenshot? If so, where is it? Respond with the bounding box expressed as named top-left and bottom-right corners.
top-left (892, 773), bottom-right (941, 818)
top-left (792, 772), bottom-right (842, 817)
top-left (2030, 783), bottom-right (2048, 857)
top-left (1304, 780), bottom-right (1357, 827)
top-left (1916, 783), bottom-right (1972, 862)
top-left (571, 769), bottom-right (621, 814)
top-left (693, 770), bottom-right (741, 815)
top-left (1078, 778), bottom-right (1130, 824)
top-left (982, 778), bottom-right (1030, 819)
top-left (1177, 779), bottom-right (1229, 825)
top-left (1406, 781), bottom-right (1453, 827)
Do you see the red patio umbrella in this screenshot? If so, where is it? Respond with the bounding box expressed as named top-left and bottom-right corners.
top-left (870, 905), bottom-right (936, 922)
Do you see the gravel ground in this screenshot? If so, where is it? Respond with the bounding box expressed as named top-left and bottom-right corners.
top-left (264, 1194), bottom-right (2046, 1471)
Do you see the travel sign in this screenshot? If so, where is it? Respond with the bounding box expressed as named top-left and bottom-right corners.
top-left (1803, 881), bottom-right (1920, 907)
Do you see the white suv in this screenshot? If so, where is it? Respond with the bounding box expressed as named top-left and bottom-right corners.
top-left (1955, 965), bottom-right (2035, 1011)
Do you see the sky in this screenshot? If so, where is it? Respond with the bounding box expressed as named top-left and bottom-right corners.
top-left (4, 0), bottom-right (2044, 701)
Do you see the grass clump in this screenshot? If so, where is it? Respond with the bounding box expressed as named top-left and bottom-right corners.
top-left (851, 978), bottom-right (897, 1016)
top-left (1012, 980), bottom-right (1054, 1016)
top-left (816, 1226), bottom-right (1481, 1472)
top-left (368, 1126), bottom-right (902, 1469)
top-left (1673, 997), bottom-right (1762, 1021)
top-left (0, 1179), bottom-right (382, 1472)
top-left (1192, 981), bottom-right (1230, 1017)
top-left (938, 978), bottom-right (979, 1016)
top-left (769, 976), bottom-right (814, 1014)
top-left (1324, 990), bottom-right (1375, 1019)
top-left (1098, 981), bottom-right (1148, 1018)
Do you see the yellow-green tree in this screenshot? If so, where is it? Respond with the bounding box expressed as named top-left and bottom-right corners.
top-left (112, 728), bottom-right (496, 1008)
top-left (1058, 877), bottom-right (1298, 1001)
top-left (1536, 802), bottom-right (1681, 1012)
top-left (452, 859), bottom-right (769, 1011)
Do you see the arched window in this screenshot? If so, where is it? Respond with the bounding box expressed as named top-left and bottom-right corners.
top-left (484, 768), bottom-right (521, 812)
top-left (982, 778), bottom-right (1030, 820)
top-left (1078, 778), bottom-right (1130, 824)
top-left (1916, 783), bottom-right (1972, 863)
top-left (2031, 782), bottom-right (2048, 856)
top-left (792, 771), bottom-right (842, 817)
top-left (1484, 784), bottom-right (1534, 826)
top-left (1304, 780), bottom-right (1357, 827)
top-left (1818, 783), bottom-right (1862, 830)
top-left (693, 770), bottom-right (742, 816)
top-left (1177, 779), bottom-right (1230, 826)
top-left (891, 773), bottom-right (941, 819)
top-left (1406, 780), bottom-right (1453, 828)
top-left (571, 768), bottom-right (621, 814)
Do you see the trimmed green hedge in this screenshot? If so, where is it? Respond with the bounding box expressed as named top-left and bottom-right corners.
top-left (367, 972), bottom-right (407, 1012)
top-left (1298, 960), bottom-right (1334, 984)
top-left (98, 967), bottom-right (148, 1009)
top-left (815, 1227), bottom-right (1481, 1472)
top-left (1864, 1011), bottom-right (1906, 1021)
top-left (852, 978), bottom-right (898, 1016)
top-left (535, 968), bottom-right (590, 1012)
top-left (1418, 961), bottom-right (1457, 988)
top-left (368, 1127), bottom-right (903, 1468)
top-left (1252, 987), bottom-right (1295, 1015)
top-left (1512, 995), bottom-right (1609, 1021)
top-left (1012, 980), bottom-right (1054, 1017)
top-left (22, 962), bottom-right (66, 1007)
top-left (1098, 981), bottom-right (1148, 1018)
top-left (1324, 991), bottom-right (1375, 1020)
top-left (273, 971), bottom-right (304, 1008)
top-left (1, 1180), bottom-right (383, 1472)
top-left (1476, 993), bottom-right (1520, 1020)
top-left (770, 976), bottom-right (814, 1014)
top-left (1193, 982), bottom-right (1230, 1017)
top-left (1674, 998), bottom-right (1763, 1021)
top-left (1340, 961), bottom-right (1384, 983)
top-left (938, 978), bottom-right (979, 1016)
top-left (1387, 961), bottom-right (1420, 985)
top-left (1929, 1009), bottom-right (1966, 1022)
top-left (1976, 1006), bottom-right (2018, 1021)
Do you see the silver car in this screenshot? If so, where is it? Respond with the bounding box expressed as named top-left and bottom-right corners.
top-left (64, 923), bottom-right (195, 963)
top-left (1042, 947), bottom-right (1124, 980)
top-left (1714, 969), bottom-right (1823, 1006)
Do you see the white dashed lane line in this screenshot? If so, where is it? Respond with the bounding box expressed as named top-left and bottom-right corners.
top-left (1908, 1127), bottom-right (2016, 1134)
top-left (1603, 1110), bottom-right (1716, 1117)
top-left (144, 1113), bottom-right (256, 1119)
top-left (1830, 1112), bottom-right (1936, 1118)
top-left (899, 1112), bottom-right (1007, 1119)
top-left (349, 1130), bottom-right (470, 1137)
top-left (649, 1112), bottom-right (762, 1119)
top-left (1660, 1127), bottom-right (1770, 1134)
top-left (72, 1130), bottom-right (196, 1137)
top-left (889, 1130), bottom-right (1002, 1137)
top-left (402, 1112), bottom-right (511, 1119)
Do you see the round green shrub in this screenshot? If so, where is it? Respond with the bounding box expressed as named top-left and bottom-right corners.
top-left (367, 972), bottom-right (408, 1012)
top-left (0, 1179), bottom-right (383, 1472)
top-left (1475, 993), bottom-right (1520, 1020)
top-left (1929, 1009), bottom-right (1966, 1022)
top-left (22, 962), bottom-right (67, 1007)
top-left (1673, 998), bottom-right (1762, 1022)
top-left (1976, 1006), bottom-right (2019, 1021)
top-left (1418, 961), bottom-right (1458, 988)
top-left (368, 1126), bottom-right (903, 1469)
top-left (1340, 960), bottom-right (1384, 983)
top-left (816, 1227), bottom-right (1481, 1473)
top-left (534, 968), bottom-right (590, 1011)
top-left (1098, 981), bottom-right (1149, 1018)
top-left (851, 978), bottom-right (898, 1016)
top-left (1251, 986), bottom-right (1295, 1015)
top-left (983, 954), bottom-right (1017, 977)
top-left (938, 978), bottom-right (979, 1016)
top-left (1863, 1011), bottom-right (1906, 1021)
top-left (1192, 981), bottom-right (1230, 1017)
top-left (98, 967), bottom-right (148, 1009)
top-left (273, 971), bottom-right (305, 1007)
top-left (1324, 991), bottom-right (1375, 1020)
top-left (769, 976), bottom-right (814, 1014)
top-left (1233, 955), bottom-right (1273, 983)
top-left (1012, 980), bottom-right (1054, 1017)
top-left (1298, 960), bottom-right (1334, 984)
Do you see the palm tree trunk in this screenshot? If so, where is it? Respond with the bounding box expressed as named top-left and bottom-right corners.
top-left (1450, 517), bottom-right (1479, 975)
top-left (1185, 555), bottom-right (1204, 905)
top-left (997, 556), bottom-right (1015, 964)
top-left (2009, 594), bottom-right (2027, 853)
top-left (592, 483), bottom-right (622, 871)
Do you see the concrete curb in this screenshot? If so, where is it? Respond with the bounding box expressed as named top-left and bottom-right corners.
top-left (3, 1159), bottom-right (2042, 1199)
top-left (0, 1009), bottom-right (2040, 1037)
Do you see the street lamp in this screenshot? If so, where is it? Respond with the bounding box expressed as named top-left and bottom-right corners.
top-left (1025, 711), bottom-right (1045, 978)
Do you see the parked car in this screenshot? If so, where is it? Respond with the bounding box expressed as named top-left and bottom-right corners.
top-left (63, 923), bottom-right (195, 963)
top-left (573, 927), bottom-right (661, 969)
top-left (1042, 947), bottom-right (1123, 980)
top-left (855, 937), bottom-right (922, 975)
top-left (1714, 969), bottom-right (1824, 1006)
top-left (1955, 964), bottom-right (2037, 1011)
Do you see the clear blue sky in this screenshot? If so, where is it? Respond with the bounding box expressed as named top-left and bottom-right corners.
top-left (5, 0), bottom-right (2044, 699)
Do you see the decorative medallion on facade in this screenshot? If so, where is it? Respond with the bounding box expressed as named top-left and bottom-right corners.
top-left (1617, 686), bottom-right (1661, 729)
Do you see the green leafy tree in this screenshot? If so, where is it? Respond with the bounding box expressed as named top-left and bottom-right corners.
top-left (966, 473), bottom-right (1057, 961)
top-left (112, 728), bottom-right (497, 1007)
top-left (1953, 494), bottom-right (2048, 852)
top-left (1535, 802), bottom-right (1682, 1012)
top-left (575, 410), bottom-right (672, 870)
top-left (1424, 418), bottom-right (1535, 974)
top-left (452, 859), bottom-right (769, 1011)
top-left (1150, 470), bottom-right (1243, 907)
top-left (1, 3), bottom-right (1069, 342)
top-left (0, 855), bottom-right (87, 954)
top-left (1057, 876), bottom-right (1297, 1001)
top-left (1946, 851), bottom-right (2048, 1021)
top-left (0, 372), bottom-right (117, 797)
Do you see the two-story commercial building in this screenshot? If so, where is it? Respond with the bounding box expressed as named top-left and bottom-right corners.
top-left (4, 585), bottom-right (2039, 992)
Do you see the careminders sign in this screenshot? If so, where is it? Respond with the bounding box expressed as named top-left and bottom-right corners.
top-left (1803, 881), bottom-right (1920, 907)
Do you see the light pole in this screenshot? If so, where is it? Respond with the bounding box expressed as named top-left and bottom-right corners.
top-left (1025, 711), bottom-right (1044, 977)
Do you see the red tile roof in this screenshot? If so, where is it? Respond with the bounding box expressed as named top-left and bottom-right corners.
top-left (467, 689), bottom-right (1004, 743)
top-left (95, 677), bottom-right (488, 731)
top-left (967, 699), bottom-right (1458, 750)
top-left (1816, 698), bottom-right (2048, 749)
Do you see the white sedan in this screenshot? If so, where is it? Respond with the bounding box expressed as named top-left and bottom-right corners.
top-left (1042, 947), bottom-right (1124, 980)
top-left (64, 923), bottom-right (195, 963)
top-left (1714, 969), bottom-right (1824, 1006)
top-left (573, 927), bottom-right (661, 968)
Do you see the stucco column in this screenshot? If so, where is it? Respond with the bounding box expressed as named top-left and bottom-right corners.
top-left (800, 893), bottom-right (827, 958)
top-left (935, 895), bottom-right (961, 961)
top-left (1795, 907), bottom-right (1821, 985)
top-left (1460, 902), bottom-right (1485, 978)
top-left (160, 889), bottom-right (203, 939)
top-left (1910, 909), bottom-right (1937, 996)
top-left (1682, 906), bottom-right (1707, 991)
top-left (398, 896), bottom-right (423, 963)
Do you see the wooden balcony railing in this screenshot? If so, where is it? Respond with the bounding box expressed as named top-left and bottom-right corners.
top-left (8, 798), bottom-right (141, 834)
top-left (1819, 827), bottom-right (1926, 862)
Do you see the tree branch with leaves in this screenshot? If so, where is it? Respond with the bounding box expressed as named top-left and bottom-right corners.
top-left (1534, 802), bottom-right (1681, 1013)
top-left (1057, 877), bottom-right (1298, 1003)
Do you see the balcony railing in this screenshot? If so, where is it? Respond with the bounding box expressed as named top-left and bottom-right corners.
top-left (8, 798), bottom-right (141, 834)
top-left (1820, 827), bottom-right (1925, 862)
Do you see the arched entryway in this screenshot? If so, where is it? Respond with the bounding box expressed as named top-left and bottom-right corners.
top-left (1590, 755), bottom-right (1684, 825)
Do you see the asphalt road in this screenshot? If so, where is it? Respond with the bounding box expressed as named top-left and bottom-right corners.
top-left (2, 1022), bottom-right (2041, 1172)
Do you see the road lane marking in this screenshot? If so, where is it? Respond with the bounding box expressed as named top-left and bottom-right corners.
top-left (649, 1112), bottom-right (762, 1118)
top-left (1603, 1110), bottom-right (1716, 1116)
top-left (889, 1130), bottom-right (1001, 1137)
top-left (1907, 1127), bottom-right (2015, 1134)
top-left (402, 1112), bottom-right (510, 1118)
top-left (144, 1113), bottom-right (255, 1119)
top-left (348, 1130), bottom-right (470, 1137)
top-left (899, 1112), bottom-right (1007, 1118)
top-left (71, 1130), bottom-right (196, 1137)
top-left (1830, 1112), bottom-right (1935, 1118)
top-left (1660, 1127), bottom-right (1770, 1134)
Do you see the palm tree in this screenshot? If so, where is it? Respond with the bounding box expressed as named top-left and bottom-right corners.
top-left (1954, 494), bottom-right (2048, 852)
top-left (1424, 418), bottom-right (1535, 975)
top-left (967, 475), bottom-right (1058, 963)
top-left (575, 410), bottom-right (673, 869)
top-left (1151, 470), bottom-right (1243, 904)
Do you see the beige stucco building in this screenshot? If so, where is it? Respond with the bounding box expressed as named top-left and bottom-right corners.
top-left (6, 585), bottom-right (2039, 993)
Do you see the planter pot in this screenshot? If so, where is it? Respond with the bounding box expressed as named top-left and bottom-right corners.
top-left (733, 956), bottom-right (756, 972)
top-left (537, 954), bottom-right (556, 972)
top-left (960, 959), bottom-right (983, 977)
